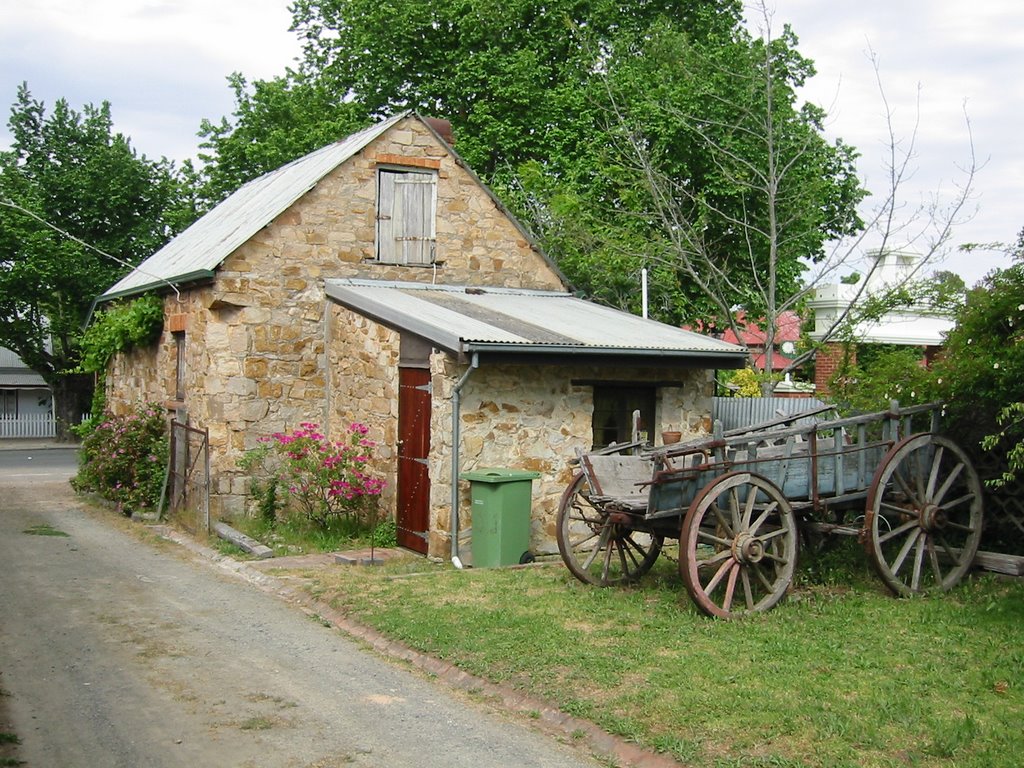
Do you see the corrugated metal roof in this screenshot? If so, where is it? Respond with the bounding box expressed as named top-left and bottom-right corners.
top-left (0, 348), bottom-right (47, 385)
top-left (325, 279), bottom-right (747, 363)
top-left (101, 113), bottom-right (410, 300)
top-left (0, 347), bottom-right (28, 368)
top-left (0, 371), bottom-right (48, 387)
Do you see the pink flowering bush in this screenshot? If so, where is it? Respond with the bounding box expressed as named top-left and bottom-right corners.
top-left (240, 422), bottom-right (385, 529)
top-left (72, 403), bottom-right (168, 514)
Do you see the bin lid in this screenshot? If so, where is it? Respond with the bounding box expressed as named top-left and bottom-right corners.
top-left (459, 467), bottom-right (541, 483)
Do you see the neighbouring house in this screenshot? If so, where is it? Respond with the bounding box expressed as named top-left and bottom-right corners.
top-left (718, 310), bottom-right (814, 398)
top-left (720, 310), bottom-right (803, 374)
top-left (98, 113), bottom-right (746, 559)
top-left (808, 249), bottom-right (955, 394)
top-left (0, 346), bottom-right (54, 438)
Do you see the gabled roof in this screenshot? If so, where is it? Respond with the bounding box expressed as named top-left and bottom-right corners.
top-left (101, 112), bottom-right (571, 303)
top-left (325, 279), bottom-right (747, 367)
top-left (100, 113), bottom-right (411, 301)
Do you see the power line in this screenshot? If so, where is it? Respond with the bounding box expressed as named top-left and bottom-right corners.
top-left (0, 197), bottom-right (181, 300)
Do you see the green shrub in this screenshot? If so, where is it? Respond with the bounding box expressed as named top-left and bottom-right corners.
top-left (72, 403), bottom-right (168, 514)
top-left (240, 422), bottom-right (385, 529)
top-left (829, 343), bottom-right (938, 414)
top-left (370, 517), bottom-right (397, 548)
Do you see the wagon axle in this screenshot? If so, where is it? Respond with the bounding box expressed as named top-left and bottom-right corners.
top-left (920, 503), bottom-right (948, 532)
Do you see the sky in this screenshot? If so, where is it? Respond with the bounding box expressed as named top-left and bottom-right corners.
top-left (1, 0), bottom-right (1020, 287)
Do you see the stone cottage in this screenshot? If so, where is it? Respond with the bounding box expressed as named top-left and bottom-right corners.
top-left (98, 112), bottom-right (746, 560)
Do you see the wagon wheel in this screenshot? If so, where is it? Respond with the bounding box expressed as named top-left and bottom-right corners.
top-left (865, 434), bottom-right (983, 596)
top-left (680, 472), bottom-right (798, 619)
top-left (556, 471), bottom-right (663, 586)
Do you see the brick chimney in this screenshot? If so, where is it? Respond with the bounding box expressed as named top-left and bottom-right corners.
top-left (423, 117), bottom-right (455, 146)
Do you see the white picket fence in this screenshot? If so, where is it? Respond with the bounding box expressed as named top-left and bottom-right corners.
top-left (0, 413), bottom-right (61, 439)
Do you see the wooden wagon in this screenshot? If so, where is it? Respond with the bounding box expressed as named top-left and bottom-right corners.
top-left (557, 402), bottom-right (984, 618)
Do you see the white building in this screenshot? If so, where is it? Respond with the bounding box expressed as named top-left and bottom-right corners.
top-left (0, 347), bottom-right (51, 417)
top-left (807, 250), bottom-right (955, 392)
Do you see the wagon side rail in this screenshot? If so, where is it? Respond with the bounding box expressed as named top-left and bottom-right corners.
top-left (680, 400), bottom-right (942, 456)
top-left (567, 400), bottom-right (942, 517)
top-left (643, 401), bottom-right (944, 518)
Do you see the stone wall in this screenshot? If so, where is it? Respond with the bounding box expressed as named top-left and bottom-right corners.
top-left (103, 289), bottom-right (208, 417)
top-left (104, 339), bottom-right (164, 415)
top-left (429, 359), bottom-right (713, 559)
top-left (105, 115), bottom-right (566, 521)
top-left (324, 302), bottom-right (401, 512)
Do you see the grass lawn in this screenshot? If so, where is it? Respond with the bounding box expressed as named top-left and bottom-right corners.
top-left (289, 540), bottom-right (1023, 768)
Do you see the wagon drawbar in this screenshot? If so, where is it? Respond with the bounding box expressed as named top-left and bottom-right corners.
top-left (556, 401), bottom-right (984, 619)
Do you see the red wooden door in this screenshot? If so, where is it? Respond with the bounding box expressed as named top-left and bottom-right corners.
top-left (397, 367), bottom-right (431, 553)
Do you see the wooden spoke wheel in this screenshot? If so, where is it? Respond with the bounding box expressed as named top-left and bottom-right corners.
top-left (556, 472), bottom-right (663, 586)
top-left (865, 434), bottom-right (983, 596)
top-left (680, 472), bottom-right (798, 619)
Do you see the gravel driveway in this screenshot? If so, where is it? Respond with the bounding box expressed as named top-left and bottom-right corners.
top-left (0, 458), bottom-right (602, 768)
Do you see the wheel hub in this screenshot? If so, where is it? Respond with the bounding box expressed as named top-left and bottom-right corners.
top-left (732, 532), bottom-right (765, 564)
top-left (920, 503), bottom-right (947, 532)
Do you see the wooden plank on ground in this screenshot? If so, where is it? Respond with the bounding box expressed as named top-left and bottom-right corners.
top-left (974, 550), bottom-right (1024, 576)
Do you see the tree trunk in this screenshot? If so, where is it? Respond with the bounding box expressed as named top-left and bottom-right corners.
top-left (51, 373), bottom-right (94, 442)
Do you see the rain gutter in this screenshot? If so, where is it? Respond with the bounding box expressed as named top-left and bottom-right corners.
top-left (97, 270), bottom-right (217, 303)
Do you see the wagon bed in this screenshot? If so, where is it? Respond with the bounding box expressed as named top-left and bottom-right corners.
top-left (557, 402), bottom-right (984, 618)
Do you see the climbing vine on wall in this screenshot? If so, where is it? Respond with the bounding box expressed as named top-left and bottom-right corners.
top-left (77, 293), bottom-right (164, 418)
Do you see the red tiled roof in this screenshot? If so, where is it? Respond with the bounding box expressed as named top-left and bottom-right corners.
top-left (753, 351), bottom-right (794, 371)
top-left (720, 310), bottom-right (802, 346)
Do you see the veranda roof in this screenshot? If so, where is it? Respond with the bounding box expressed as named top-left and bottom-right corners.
top-left (325, 279), bottom-right (747, 367)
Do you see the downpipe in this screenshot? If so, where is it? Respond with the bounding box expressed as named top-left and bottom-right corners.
top-left (450, 353), bottom-right (479, 569)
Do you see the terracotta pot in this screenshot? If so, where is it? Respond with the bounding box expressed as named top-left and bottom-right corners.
top-left (661, 431), bottom-right (682, 445)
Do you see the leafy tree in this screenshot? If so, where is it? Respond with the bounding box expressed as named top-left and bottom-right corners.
top-left (290, 1), bottom-right (862, 329)
top-left (936, 233), bottom-right (1024, 437)
top-left (527, 13), bottom-right (864, 336)
top-left (922, 231), bottom-right (1024, 551)
top-left (200, 0), bottom-right (971, 371)
top-left (0, 84), bottom-right (191, 437)
top-left (197, 71), bottom-right (365, 205)
top-left (590, 5), bottom-right (976, 389)
top-left (288, 0), bottom-right (739, 184)
top-left (828, 344), bottom-right (937, 414)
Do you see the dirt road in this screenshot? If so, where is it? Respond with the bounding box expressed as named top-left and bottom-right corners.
top-left (0, 456), bottom-right (599, 768)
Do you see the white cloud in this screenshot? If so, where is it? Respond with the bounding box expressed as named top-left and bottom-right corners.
top-left (0, 0), bottom-right (299, 161)
top-left (1, 0), bottom-right (1019, 284)
top-left (767, 0), bottom-right (1024, 283)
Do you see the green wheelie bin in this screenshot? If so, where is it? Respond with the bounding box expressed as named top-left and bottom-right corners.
top-left (459, 468), bottom-right (541, 567)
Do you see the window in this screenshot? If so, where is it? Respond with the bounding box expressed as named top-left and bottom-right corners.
top-left (592, 385), bottom-right (656, 448)
top-left (1, 390), bottom-right (16, 417)
top-left (376, 169), bottom-right (437, 265)
top-left (174, 331), bottom-right (186, 401)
